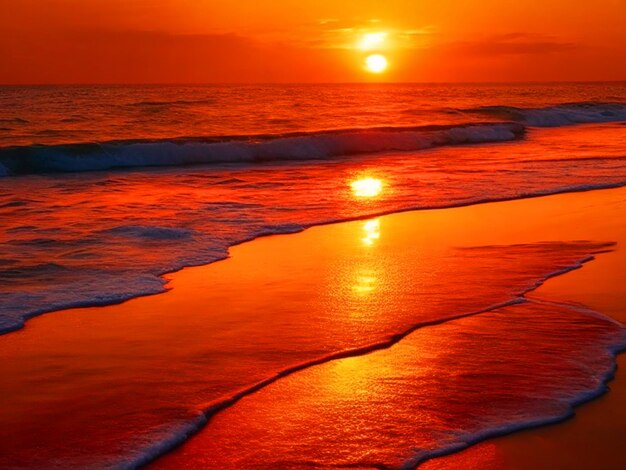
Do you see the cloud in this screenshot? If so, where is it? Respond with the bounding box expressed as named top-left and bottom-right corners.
top-left (439, 33), bottom-right (579, 56)
top-left (299, 21), bottom-right (435, 50)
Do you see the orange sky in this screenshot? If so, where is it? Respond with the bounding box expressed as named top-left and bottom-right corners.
top-left (1, 0), bottom-right (626, 84)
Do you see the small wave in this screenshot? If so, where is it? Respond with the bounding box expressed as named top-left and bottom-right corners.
top-left (60, 116), bottom-right (85, 123)
top-left (212, 178), bottom-right (246, 185)
top-left (0, 272), bottom-right (171, 334)
top-left (103, 225), bottom-right (195, 241)
top-left (130, 99), bottom-right (217, 107)
top-left (0, 200), bottom-right (35, 209)
top-left (34, 129), bottom-right (64, 136)
top-left (464, 102), bottom-right (626, 127)
top-left (0, 117), bottom-right (29, 125)
top-left (0, 262), bottom-right (70, 280)
top-left (0, 122), bottom-right (524, 177)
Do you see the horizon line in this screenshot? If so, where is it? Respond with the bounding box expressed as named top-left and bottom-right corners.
top-left (2, 79), bottom-right (626, 87)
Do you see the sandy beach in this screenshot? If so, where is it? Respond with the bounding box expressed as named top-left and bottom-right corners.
top-left (0, 186), bottom-right (624, 468)
top-left (150, 187), bottom-right (626, 469)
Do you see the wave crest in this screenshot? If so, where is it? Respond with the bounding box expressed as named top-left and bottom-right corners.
top-left (0, 122), bottom-right (524, 177)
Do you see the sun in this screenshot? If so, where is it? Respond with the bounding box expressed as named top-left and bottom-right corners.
top-left (365, 54), bottom-right (388, 74)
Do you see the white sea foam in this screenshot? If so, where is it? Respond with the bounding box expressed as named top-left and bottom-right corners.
top-left (400, 330), bottom-right (626, 469)
top-left (103, 225), bottom-right (195, 241)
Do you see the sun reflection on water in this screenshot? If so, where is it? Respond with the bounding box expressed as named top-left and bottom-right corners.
top-left (351, 178), bottom-right (383, 198)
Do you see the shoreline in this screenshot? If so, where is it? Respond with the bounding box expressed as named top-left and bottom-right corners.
top-left (4, 179), bottom-right (626, 336)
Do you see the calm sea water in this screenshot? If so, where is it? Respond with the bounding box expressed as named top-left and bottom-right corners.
top-left (1, 83), bottom-right (626, 468)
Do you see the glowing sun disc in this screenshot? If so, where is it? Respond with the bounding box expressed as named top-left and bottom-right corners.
top-left (365, 54), bottom-right (388, 74)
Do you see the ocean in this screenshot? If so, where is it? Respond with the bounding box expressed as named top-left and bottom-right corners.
top-left (1, 83), bottom-right (626, 468)
top-left (2, 83), bottom-right (626, 332)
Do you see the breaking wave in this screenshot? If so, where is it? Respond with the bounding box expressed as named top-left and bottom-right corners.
top-left (3, 101), bottom-right (626, 178)
top-left (0, 122), bottom-right (524, 176)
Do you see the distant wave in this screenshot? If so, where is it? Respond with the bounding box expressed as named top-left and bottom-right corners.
top-left (2, 101), bottom-right (626, 178)
top-left (0, 117), bottom-right (29, 125)
top-left (0, 122), bottom-right (524, 177)
top-left (129, 98), bottom-right (217, 107)
top-left (464, 102), bottom-right (626, 127)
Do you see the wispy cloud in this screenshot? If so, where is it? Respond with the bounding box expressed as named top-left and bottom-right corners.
top-left (438, 33), bottom-right (579, 56)
top-left (288, 19), bottom-right (435, 50)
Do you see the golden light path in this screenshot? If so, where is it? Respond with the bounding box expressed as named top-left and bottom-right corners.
top-left (361, 219), bottom-right (381, 246)
top-left (351, 177), bottom-right (383, 197)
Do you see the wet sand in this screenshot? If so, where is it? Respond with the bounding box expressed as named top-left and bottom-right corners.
top-left (151, 186), bottom-right (626, 469)
top-left (1, 187), bottom-right (626, 468)
top-left (422, 221), bottom-right (626, 469)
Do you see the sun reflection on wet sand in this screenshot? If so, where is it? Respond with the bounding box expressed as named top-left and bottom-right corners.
top-left (351, 270), bottom-right (378, 295)
top-left (361, 219), bottom-right (380, 246)
top-left (349, 220), bottom-right (381, 299)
